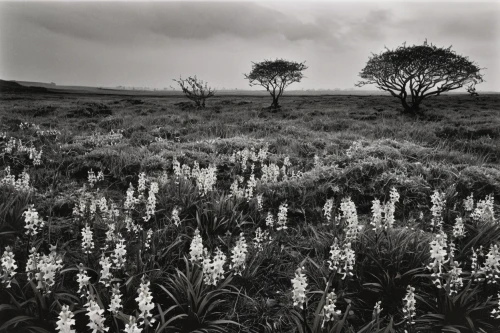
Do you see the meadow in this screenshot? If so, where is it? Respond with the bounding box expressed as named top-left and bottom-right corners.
top-left (1, 88), bottom-right (500, 333)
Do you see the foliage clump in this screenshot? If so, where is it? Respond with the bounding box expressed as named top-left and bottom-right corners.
top-left (245, 58), bottom-right (307, 111)
top-left (357, 41), bottom-right (483, 115)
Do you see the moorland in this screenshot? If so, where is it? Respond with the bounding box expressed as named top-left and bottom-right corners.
top-left (1, 83), bottom-right (500, 332)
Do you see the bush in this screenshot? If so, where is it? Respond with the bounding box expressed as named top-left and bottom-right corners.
top-left (67, 102), bottom-right (112, 118)
top-left (173, 76), bottom-right (216, 109)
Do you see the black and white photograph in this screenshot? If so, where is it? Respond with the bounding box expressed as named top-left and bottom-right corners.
top-left (0, 0), bottom-right (499, 332)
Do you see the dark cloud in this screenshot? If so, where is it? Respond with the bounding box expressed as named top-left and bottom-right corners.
top-left (1, 2), bottom-right (403, 48)
top-left (350, 9), bottom-right (393, 41)
top-left (394, 4), bottom-right (499, 43)
top-left (3, 2), bottom-right (330, 44)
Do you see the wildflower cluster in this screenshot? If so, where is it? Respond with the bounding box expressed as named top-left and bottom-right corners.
top-left (492, 293), bottom-right (500, 319)
top-left (171, 207), bottom-right (181, 226)
top-left (313, 154), bottom-right (322, 168)
top-left (23, 205), bottom-right (45, 236)
top-left (328, 239), bottom-right (356, 279)
top-left (229, 145), bottom-right (268, 169)
top-left (85, 299), bottom-right (109, 332)
top-left (173, 159), bottom-right (217, 194)
top-left (261, 163), bottom-right (280, 183)
top-left (0, 166), bottom-right (31, 192)
top-left (230, 234), bottom-right (248, 275)
top-left (124, 317), bottom-right (141, 333)
top-left (373, 301), bottom-right (382, 320)
top-left (427, 233), bottom-right (448, 288)
top-left (144, 181), bottom-right (159, 221)
top-left (1, 246), bottom-right (17, 287)
top-left (340, 197), bottom-right (359, 241)
top-left (56, 305), bottom-right (76, 333)
top-left (470, 247), bottom-right (484, 282)
top-left (191, 162), bottom-right (217, 195)
top-left (19, 122), bottom-right (41, 131)
top-left (99, 254), bottom-right (113, 287)
top-left (189, 230), bottom-right (230, 285)
top-left (230, 171), bottom-right (257, 200)
top-left (471, 194), bottom-right (495, 223)
top-left (463, 193), bottom-right (474, 213)
top-left (445, 260), bottom-right (463, 295)
top-left (370, 187), bottom-right (400, 231)
top-left (189, 228), bottom-right (204, 263)
top-left (74, 130), bottom-right (123, 148)
top-left (144, 228), bottom-right (154, 249)
top-left (266, 211), bottom-right (275, 228)
top-left (256, 193), bottom-right (263, 211)
top-left (276, 202), bottom-right (288, 231)
top-left (2, 137), bottom-right (42, 165)
top-left (323, 198), bottom-right (334, 223)
top-left (402, 285), bottom-right (416, 325)
top-left (109, 284), bottom-right (122, 314)
top-left (76, 264), bottom-right (91, 297)
top-left (253, 227), bottom-right (271, 251)
top-left (452, 217), bottom-right (466, 238)
top-left (73, 190), bottom-right (110, 222)
top-left (230, 176), bottom-right (245, 198)
top-left (88, 169), bottom-right (104, 188)
top-left (430, 190), bottom-right (446, 230)
top-left (136, 276), bottom-right (155, 326)
top-left (202, 247), bottom-right (227, 286)
top-left (82, 224), bottom-right (95, 254)
top-left (481, 244), bottom-right (500, 284)
top-left (31, 246), bottom-right (64, 294)
top-left (385, 187), bottom-right (400, 229)
top-left (321, 289), bottom-right (341, 327)
top-left (112, 237), bottom-right (127, 270)
top-left (122, 173), bottom-right (160, 231)
top-left (244, 166), bottom-right (257, 200)
top-left (291, 266), bottom-right (308, 309)
top-left (346, 140), bottom-right (363, 158)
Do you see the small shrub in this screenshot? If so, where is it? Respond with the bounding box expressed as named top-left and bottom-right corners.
top-left (98, 116), bottom-right (124, 131)
top-left (67, 102), bottom-right (112, 118)
top-left (173, 76), bottom-right (216, 109)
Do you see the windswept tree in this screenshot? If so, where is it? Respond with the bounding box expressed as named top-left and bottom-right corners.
top-left (173, 76), bottom-right (216, 109)
top-left (356, 41), bottom-right (483, 114)
top-left (244, 59), bottom-right (307, 110)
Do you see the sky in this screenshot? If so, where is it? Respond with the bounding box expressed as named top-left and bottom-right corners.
top-left (0, 0), bottom-right (499, 91)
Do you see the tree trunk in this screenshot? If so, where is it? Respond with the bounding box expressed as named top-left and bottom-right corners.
top-left (270, 96), bottom-right (280, 111)
top-left (401, 98), bottom-right (421, 115)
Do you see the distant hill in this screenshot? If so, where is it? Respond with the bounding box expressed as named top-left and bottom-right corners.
top-left (16, 80), bottom-right (58, 89)
top-left (0, 79), bottom-right (50, 93)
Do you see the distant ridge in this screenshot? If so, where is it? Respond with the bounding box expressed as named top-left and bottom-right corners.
top-left (0, 79), bottom-right (50, 93)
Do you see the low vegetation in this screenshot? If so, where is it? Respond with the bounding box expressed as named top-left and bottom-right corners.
top-left (0, 91), bottom-right (499, 333)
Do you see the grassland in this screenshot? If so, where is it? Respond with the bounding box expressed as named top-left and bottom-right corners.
top-left (1, 89), bottom-right (500, 333)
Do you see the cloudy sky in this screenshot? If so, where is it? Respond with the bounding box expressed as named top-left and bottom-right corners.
top-left (0, 1), bottom-right (499, 91)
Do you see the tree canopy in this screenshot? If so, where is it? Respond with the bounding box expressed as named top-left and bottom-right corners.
top-left (244, 59), bottom-right (307, 110)
top-left (356, 41), bottom-right (483, 114)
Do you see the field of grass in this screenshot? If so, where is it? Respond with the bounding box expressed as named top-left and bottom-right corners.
top-left (1, 90), bottom-right (500, 333)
